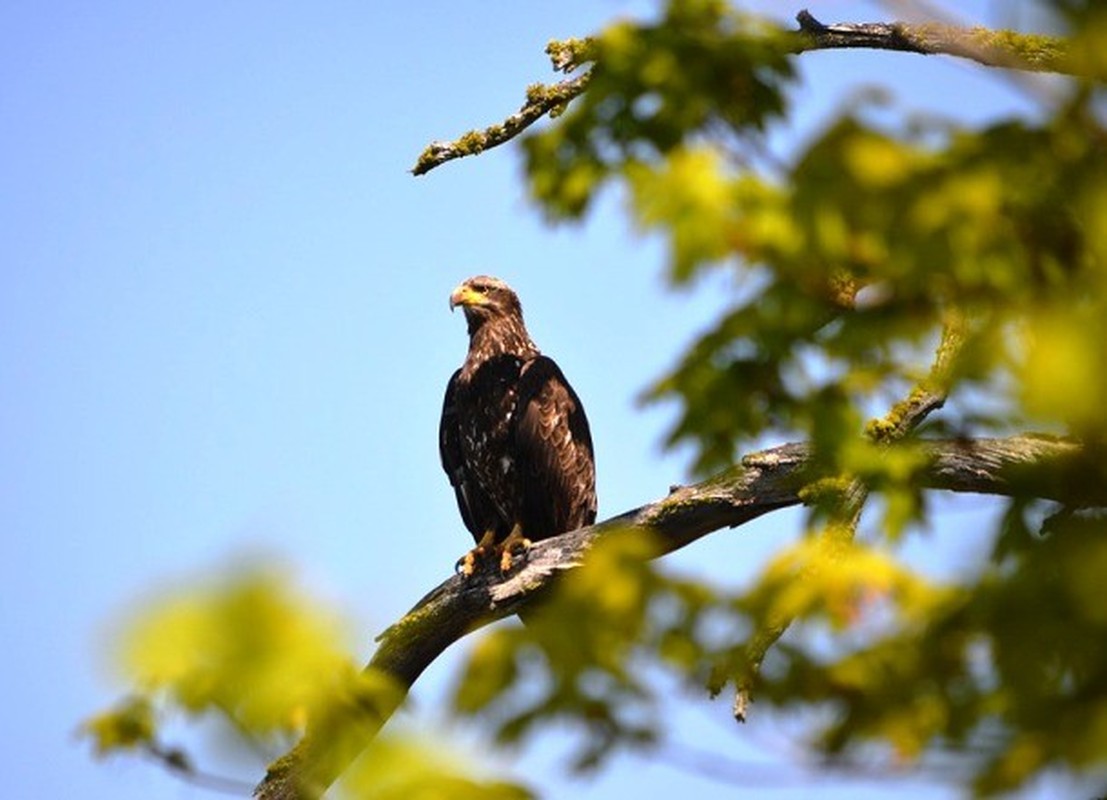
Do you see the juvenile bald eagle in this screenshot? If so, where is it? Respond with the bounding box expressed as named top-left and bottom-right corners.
top-left (440, 275), bottom-right (597, 574)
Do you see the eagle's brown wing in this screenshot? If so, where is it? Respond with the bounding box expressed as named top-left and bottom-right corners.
top-left (513, 356), bottom-right (597, 541)
top-left (439, 368), bottom-right (504, 545)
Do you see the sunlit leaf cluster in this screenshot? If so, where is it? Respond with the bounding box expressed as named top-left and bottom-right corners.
top-left (450, 533), bottom-right (953, 763)
top-left (527, 0), bottom-right (1107, 476)
top-left (453, 508), bottom-right (1107, 792)
top-left (503, 0), bottom-right (1107, 794)
top-left (754, 508), bottom-right (1107, 795)
top-left (112, 567), bottom-right (364, 735)
top-left (526, 0), bottom-right (794, 219)
top-left (452, 533), bottom-right (677, 771)
top-left (340, 736), bottom-right (534, 800)
top-left (643, 105), bottom-right (1107, 470)
top-left (82, 695), bottom-right (158, 757)
top-left (86, 2), bottom-right (1107, 797)
top-left (84, 567), bottom-right (530, 797)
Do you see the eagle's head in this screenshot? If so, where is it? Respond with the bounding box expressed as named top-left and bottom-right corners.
top-left (449, 275), bottom-right (524, 329)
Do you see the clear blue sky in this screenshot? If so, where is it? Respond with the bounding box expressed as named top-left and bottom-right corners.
top-left (1, 1), bottom-right (1072, 798)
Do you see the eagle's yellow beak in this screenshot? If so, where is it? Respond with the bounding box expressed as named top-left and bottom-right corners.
top-left (449, 284), bottom-right (484, 311)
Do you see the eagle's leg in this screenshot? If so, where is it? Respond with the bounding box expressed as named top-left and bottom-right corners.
top-left (498, 523), bottom-right (532, 572)
top-left (457, 527), bottom-right (498, 577)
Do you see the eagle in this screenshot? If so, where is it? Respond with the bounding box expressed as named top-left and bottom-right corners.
top-left (440, 275), bottom-right (597, 575)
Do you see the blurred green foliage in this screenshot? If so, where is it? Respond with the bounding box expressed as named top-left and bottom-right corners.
top-left (340, 737), bottom-right (534, 800)
top-left (527, 1), bottom-right (1107, 474)
top-left (495, 0), bottom-right (1107, 794)
top-left (113, 567), bottom-right (362, 734)
top-left (82, 567), bottom-right (530, 797)
top-left (88, 1), bottom-right (1107, 797)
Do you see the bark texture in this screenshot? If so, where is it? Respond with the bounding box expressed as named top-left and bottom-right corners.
top-left (254, 433), bottom-right (1093, 800)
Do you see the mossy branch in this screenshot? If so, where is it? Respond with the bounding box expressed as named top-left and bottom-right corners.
top-left (411, 12), bottom-right (1090, 177)
top-left (253, 432), bottom-right (1097, 800)
top-left (793, 10), bottom-right (1077, 75)
top-left (411, 70), bottom-right (591, 176)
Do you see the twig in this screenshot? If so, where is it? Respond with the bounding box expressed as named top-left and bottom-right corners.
top-left (411, 71), bottom-right (591, 176)
top-left (143, 741), bottom-right (255, 796)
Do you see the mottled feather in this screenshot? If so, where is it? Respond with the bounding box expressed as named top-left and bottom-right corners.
top-left (439, 370), bottom-right (504, 542)
top-left (515, 356), bottom-right (596, 539)
top-left (439, 276), bottom-right (597, 569)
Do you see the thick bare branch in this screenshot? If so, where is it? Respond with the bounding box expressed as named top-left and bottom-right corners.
top-left (254, 433), bottom-right (1094, 800)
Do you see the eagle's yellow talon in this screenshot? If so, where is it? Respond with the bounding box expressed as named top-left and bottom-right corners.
top-left (499, 536), bottom-right (532, 572)
top-left (456, 542), bottom-right (491, 577)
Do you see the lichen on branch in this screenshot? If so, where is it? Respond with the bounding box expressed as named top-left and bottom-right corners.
top-left (253, 433), bottom-right (1094, 800)
top-left (411, 37), bottom-right (594, 176)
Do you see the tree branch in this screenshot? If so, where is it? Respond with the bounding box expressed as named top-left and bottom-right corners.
top-left (411, 72), bottom-right (592, 177)
top-left (410, 12), bottom-right (1086, 177)
top-left (254, 432), bottom-right (1095, 800)
top-left (732, 312), bottom-right (964, 721)
top-left (793, 10), bottom-right (1075, 75)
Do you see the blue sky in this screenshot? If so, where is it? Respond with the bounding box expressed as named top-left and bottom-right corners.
top-left (1, 1), bottom-right (1073, 798)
